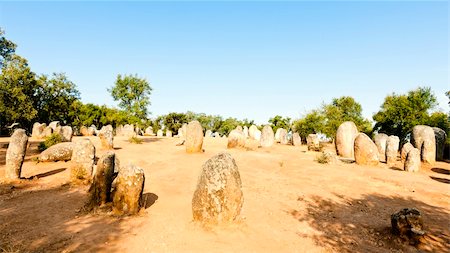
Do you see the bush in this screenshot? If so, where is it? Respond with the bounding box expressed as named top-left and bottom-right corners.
top-left (128, 136), bottom-right (143, 144)
top-left (38, 133), bottom-right (62, 151)
top-left (315, 151), bottom-right (334, 164)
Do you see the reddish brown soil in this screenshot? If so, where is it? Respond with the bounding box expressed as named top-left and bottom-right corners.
top-left (0, 136), bottom-right (448, 253)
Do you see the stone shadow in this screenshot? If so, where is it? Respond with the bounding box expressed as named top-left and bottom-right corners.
top-left (290, 193), bottom-right (449, 252)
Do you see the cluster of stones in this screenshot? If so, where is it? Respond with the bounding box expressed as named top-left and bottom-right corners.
top-left (32, 121), bottom-right (73, 142)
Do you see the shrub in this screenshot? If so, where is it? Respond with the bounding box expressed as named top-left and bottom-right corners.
top-left (38, 133), bottom-right (62, 151)
top-left (315, 151), bottom-right (334, 164)
top-left (128, 136), bottom-right (143, 144)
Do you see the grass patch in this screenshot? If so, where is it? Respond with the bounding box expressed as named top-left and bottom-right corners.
top-left (315, 151), bottom-right (333, 164)
top-left (38, 133), bottom-right (62, 151)
top-left (128, 136), bottom-right (143, 144)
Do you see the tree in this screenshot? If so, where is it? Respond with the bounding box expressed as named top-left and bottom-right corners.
top-left (109, 74), bottom-right (152, 119)
top-left (268, 115), bottom-right (291, 133)
top-left (36, 73), bottom-right (80, 124)
top-left (321, 96), bottom-right (371, 139)
top-left (373, 87), bottom-right (437, 142)
top-left (292, 110), bottom-right (325, 140)
top-left (163, 112), bottom-right (188, 133)
top-left (0, 28), bottom-right (16, 66)
top-left (0, 55), bottom-right (40, 132)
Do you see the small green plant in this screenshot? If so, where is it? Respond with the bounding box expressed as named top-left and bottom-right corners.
top-left (38, 133), bottom-right (62, 151)
top-left (315, 152), bottom-right (331, 164)
top-left (128, 136), bottom-right (143, 144)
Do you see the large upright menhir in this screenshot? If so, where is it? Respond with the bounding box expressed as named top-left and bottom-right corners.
top-left (192, 152), bottom-right (243, 225)
top-left (335, 121), bottom-right (358, 158)
top-left (5, 129), bottom-right (28, 180)
top-left (411, 125), bottom-right (436, 164)
top-left (185, 120), bottom-right (204, 153)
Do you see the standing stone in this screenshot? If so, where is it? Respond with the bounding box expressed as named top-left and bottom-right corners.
top-left (32, 122), bottom-right (46, 138)
top-left (248, 125), bottom-right (258, 140)
top-left (99, 125), bottom-right (114, 149)
top-left (275, 128), bottom-right (282, 143)
top-left (70, 139), bottom-right (95, 180)
top-left (336, 121), bottom-right (359, 158)
top-left (42, 126), bottom-right (53, 138)
top-left (227, 130), bottom-right (246, 149)
top-left (177, 128), bottom-right (183, 138)
top-left (87, 126), bottom-right (96, 136)
top-left (80, 126), bottom-right (89, 136)
top-left (181, 123), bottom-right (187, 138)
top-left (386, 135), bottom-right (400, 166)
top-left (260, 125), bottom-right (275, 148)
top-left (404, 148), bottom-right (420, 172)
top-left (88, 152), bottom-right (117, 207)
top-left (374, 133), bottom-right (389, 161)
top-left (214, 132), bottom-right (220, 138)
top-left (61, 126), bottom-right (73, 142)
top-left (253, 129), bottom-right (261, 141)
top-left (235, 126), bottom-right (243, 132)
top-left (192, 152), bottom-right (243, 225)
top-left (354, 133), bottom-right (379, 166)
top-left (186, 121), bottom-right (204, 153)
top-left (306, 134), bottom-right (320, 151)
top-left (144, 126), bottom-right (154, 136)
top-left (278, 128), bottom-right (288, 145)
top-left (112, 163), bottom-right (145, 215)
top-left (391, 208), bottom-right (424, 241)
top-left (243, 126), bottom-right (249, 138)
top-left (401, 143), bottom-right (414, 162)
top-left (411, 125), bottom-right (436, 164)
top-left (39, 142), bottom-right (74, 162)
top-left (292, 132), bottom-right (302, 146)
top-left (5, 129), bottom-right (28, 180)
top-left (157, 129), bottom-right (163, 137)
top-left (49, 121), bottom-right (60, 131)
top-left (122, 124), bottom-right (135, 138)
top-left (205, 130), bottom-right (212, 138)
top-left (433, 127), bottom-right (446, 161)
top-left (166, 130), bottom-right (172, 137)
top-left (115, 125), bottom-right (123, 136)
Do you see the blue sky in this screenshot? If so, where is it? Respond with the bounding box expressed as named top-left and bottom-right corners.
top-left (0, 1), bottom-right (448, 123)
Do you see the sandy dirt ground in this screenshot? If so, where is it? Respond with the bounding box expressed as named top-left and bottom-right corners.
top-left (0, 136), bottom-right (449, 253)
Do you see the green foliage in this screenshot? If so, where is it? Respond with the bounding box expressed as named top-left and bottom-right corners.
top-left (0, 28), bottom-right (16, 66)
top-left (373, 87), bottom-right (437, 142)
top-left (292, 110), bottom-right (325, 140)
top-left (163, 112), bottom-right (188, 133)
top-left (292, 96), bottom-right (370, 140)
top-left (36, 72), bottom-right (80, 125)
top-left (128, 136), bottom-right (143, 144)
top-left (0, 55), bottom-right (40, 131)
top-left (38, 133), bottom-right (63, 151)
top-left (315, 152), bottom-right (330, 164)
top-left (268, 115), bottom-right (291, 133)
top-left (70, 102), bottom-right (137, 129)
top-left (109, 74), bottom-right (152, 119)
top-left (322, 96), bottom-right (371, 139)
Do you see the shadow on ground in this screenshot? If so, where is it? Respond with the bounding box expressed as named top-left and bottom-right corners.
top-left (290, 193), bottom-right (449, 253)
top-left (0, 180), bottom-right (137, 252)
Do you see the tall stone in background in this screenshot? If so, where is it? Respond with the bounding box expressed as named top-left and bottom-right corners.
top-left (61, 126), bottom-right (73, 142)
top-left (248, 125), bottom-right (258, 140)
top-left (292, 133), bottom-right (302, 146)
top-left (278, 128), bottom-right (288, 145)
top-left (32, 122), bottom-right (46, 138)
top-left (243, 126), bottom-right (249, 138)
top-left (5, 129), bottom-right (28, 180)
top-left (411, 125), bottom-right (436, 164)
top-left (99, 125), bottom-right (114, 149)
top-left (48, 121), bottom-right (60, 131)
top-left (432, 127), bottom-right (446, 161)
top-left (404, 148), bottom-right (420, 172)
top-left (335, 121), bottom-right (358, 158)
top-left (354, 133), bottom-right (379, 166)
top-left (227, 130), bottom-right (246, 149)
top-left (205, 130), bottom-right (212, 138)
top-left (374, 133), bottom-right (389, 162)
top-left (386, 135), bottom-right (400, 166)
top-left (186, 121), bottom-right (204, 153)
top-left (306, 134), bottom-right (320, 151)
top-left (260, 125), bottom-right (275, 148)
top-left (192, 152), bottom-right (243, 225)
top-left (401, 142), bottom-right (414, 162)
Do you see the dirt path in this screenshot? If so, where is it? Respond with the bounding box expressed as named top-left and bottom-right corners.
top-left (0, 136), bottom-right (448, 252)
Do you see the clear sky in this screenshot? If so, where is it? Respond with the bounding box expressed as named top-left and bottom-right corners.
top-left (0, 1), bottom-right (448, 124)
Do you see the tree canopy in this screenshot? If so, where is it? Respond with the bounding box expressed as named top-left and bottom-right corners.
top-left (0, 28), bottom-right (16, 66)
top-left (268, 115), bottom-right (291, 133)
top-left (373, 87), bottom-right (437, 142)
top-left (109, 74), bottom-right (152, 119)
